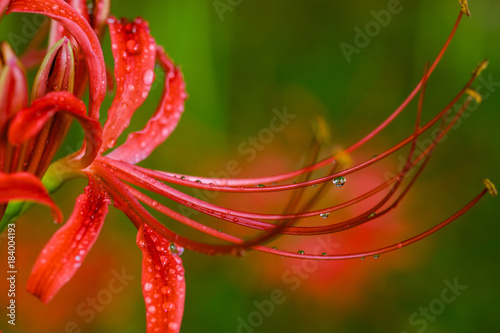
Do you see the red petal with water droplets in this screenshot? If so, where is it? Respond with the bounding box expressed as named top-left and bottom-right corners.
top-left (8, 91), bottom-right (102, 168)
top-left (7, 0), bottom-right (106, 119)
top-left (100, 17), bottom-right (156, 153)
top-left (108, 47), bottom-right (186, 164)
top-left (48, 0), bottom-right (90, 47)
top-left (137, 224), bottom-right (185, 333)
top-left (0, 172), bottom-right (62, 222)
top-left (26, 175), bottom-right (110, 303)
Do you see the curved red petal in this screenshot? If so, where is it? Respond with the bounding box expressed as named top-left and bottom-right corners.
top-left (48, 0), bottom-right (90, 47)
top-left (137, 224), bottom-right (185, 333)
top-left (7, 0), bottom-right (106, 119)
top-left (108, 47), bottom-right (186, 164)
top-left (26, 175), bottom-right (110, 303)
top-left (7, 91), bottom-right (102, 168)
top-left (0, 172), bottom-right (62, 222)
top-left (100, 17), bottom-right (156, 153)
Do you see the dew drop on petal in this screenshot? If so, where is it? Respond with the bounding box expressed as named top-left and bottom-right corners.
top-left (126, 39), bottom-right (140, 54)
top-left (168, 322), bottom-right (179, 330)
top-left (161, 286), bottom-right (171, 295)
top-left (332, 176), bottom-right (346, 187)
top-left (143, 69), bottom-right (155, 85)
top-left (162, 302), bottom-right (175, 311)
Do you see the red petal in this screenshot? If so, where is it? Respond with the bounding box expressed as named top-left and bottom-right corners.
top-left (7, 91), bottom-right (102, 168)
top-left (0, 172), bottom-right (62, 222)
top-left (92, 0), bottom-right (110, 37)
top-left (108, 47), bottom-right (187, 164)
top-left (100, 17), bottom-right (156, 153)
top-left (137, 224), bottom-right (185, 333)
top-left (0, 0), bottom-right (8, 19)
top-left (0, 42), bottom-right (28, 171)
top-left (0, 42), bottom-right (28, 126)
top-left (48, 0), bottom-right (90, 47)
top-left (26, 175), bottom-right (110, 303)
top-left (7, 0), bottom-right (106, 119)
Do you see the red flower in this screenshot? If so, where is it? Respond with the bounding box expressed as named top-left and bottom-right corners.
top-left (0, 0), bottom-right (496, 332)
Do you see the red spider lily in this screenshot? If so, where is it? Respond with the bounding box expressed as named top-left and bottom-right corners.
top-left (0, 0), bottom-right (497, 332)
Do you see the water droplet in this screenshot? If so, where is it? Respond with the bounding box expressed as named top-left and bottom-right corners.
top-left (107, 138), bottom-right (116, 148)
top-left (257, 184), bottom-right (265, 188)
top-left (162, 302), bottom-right (175, 311)
top-left (168, 323), bottom-right (179, 330)
top-left (272, 247), bottom-right (277, 250)
top-left (312, 184), bottom-right (317, 188)
top-left (126, 39), bottom-right (140, 54)
top-left (297, 250), bottom-right (305, 255)
top-left (368, 213), bottom-right (376, 219)
top-left (144, 282), bottom-right (153, 291)
top-left (195, 180), bottom-right (202, 184)
top-left (169, 243), bottom-right (184, 256)
top-left (52, 4), bottom-right (59, 10)
top-left (147, 305), bottom-right (156, 313)
top-left (152, 201), bottom-right (159, 207)
top-left (360, 257), bottom-right (365, 260)
top-left (373, 254), bottom-right (380, 259)
top-left (180, 176), bottom-right (186, 180)
top-left (320, 213), bottom-right (330, 218)
top-left (161, 286), bottom-right (171, 295)
top-left (332, 176), bottom-right (346, 187)
top-left (143, 69), bottom-right (155, 85)
top-left (321, 252), bottom-right (327, 256)
top-left (397, 242), bottom-right (403, 248)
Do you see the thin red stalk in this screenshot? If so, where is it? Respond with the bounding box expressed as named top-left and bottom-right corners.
top-left (254, 189), bottom-right (488, 260)
top-left (134, 13), bottom-right (467, 190)
top-left (121, 170), bottom-right (488, 259)
top-left (109, 160), bottom-right (399, 221)
top-left (131, 73), bottom-right (475, 193)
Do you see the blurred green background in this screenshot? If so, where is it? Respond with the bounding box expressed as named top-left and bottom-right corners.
top-left (1, 0), bottom-right (499, 332)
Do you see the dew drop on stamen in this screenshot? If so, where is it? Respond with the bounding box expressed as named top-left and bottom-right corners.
top-left (320, 213), bottom-right (330, 218)
top-left (143, 282), bottom-right (153, 291)
top-left (332, 176), bottom-right (346, 187)
top-left (373, 254), bottom-right (380, 259)
top-left (297, 250), bottom-right (305, 255)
